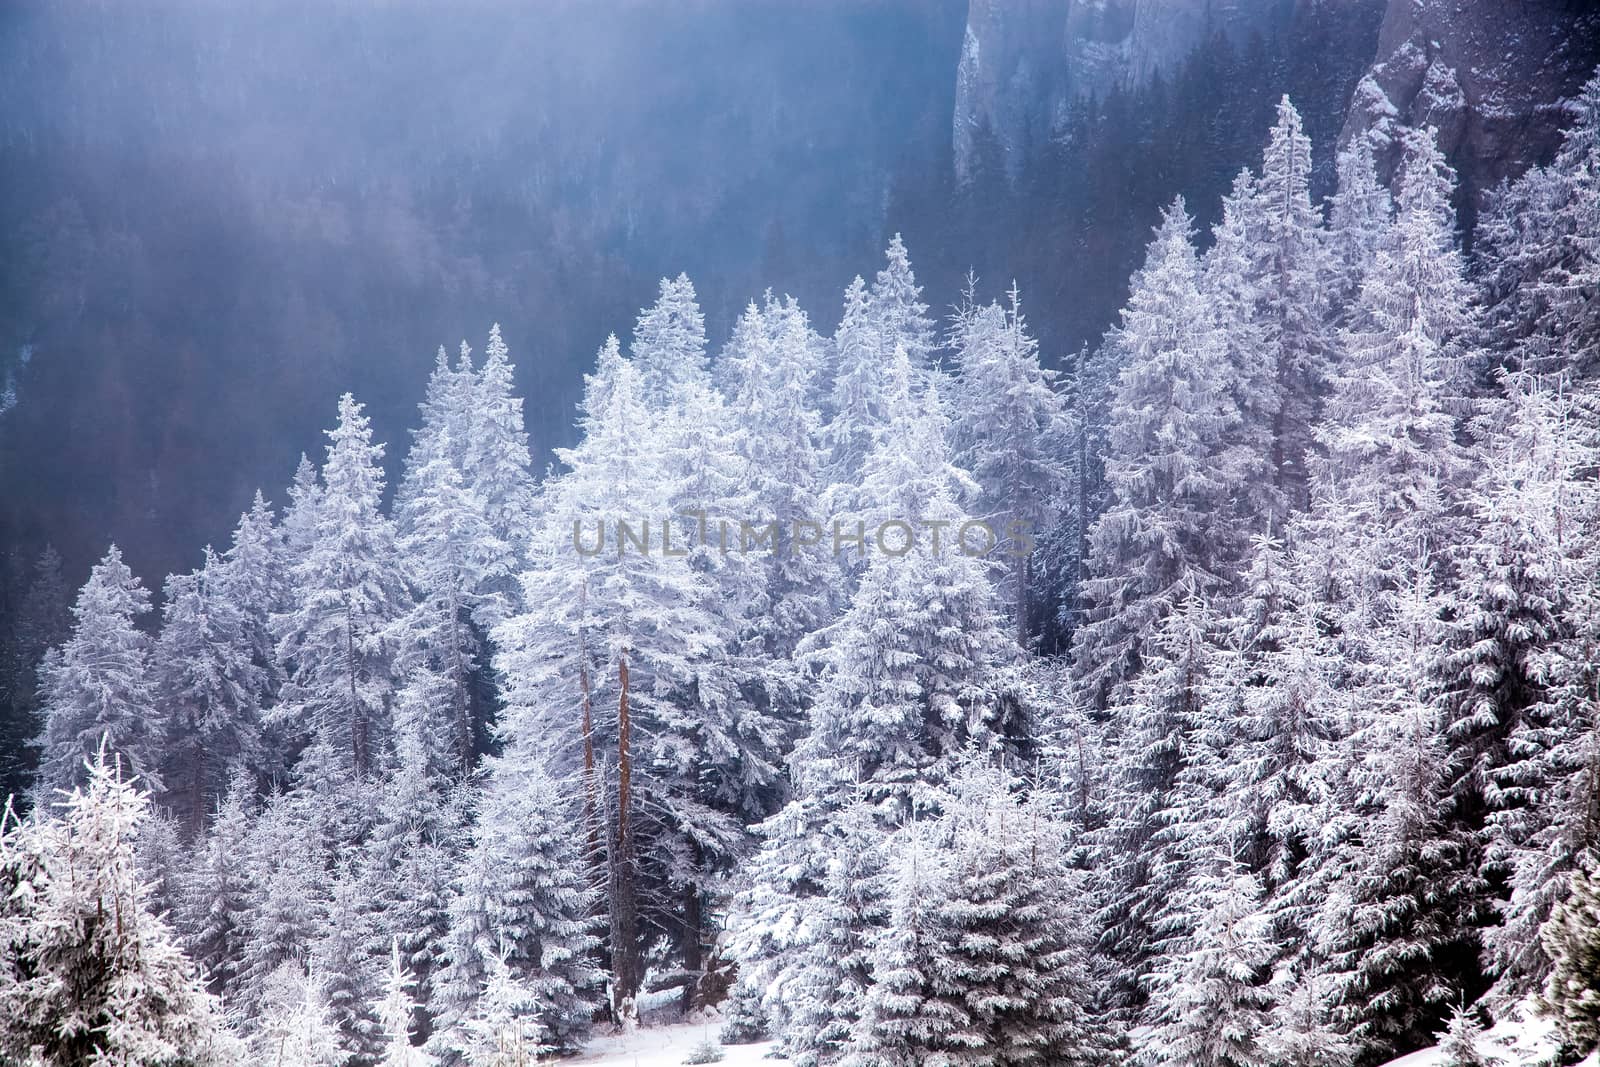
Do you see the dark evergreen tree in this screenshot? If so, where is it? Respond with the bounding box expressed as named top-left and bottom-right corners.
top-left (155, 547), bottom-right (268, 831)
top-left (177, 767), bottom-right (256, 997)
top-left (0, 546), bottom-right (70, 802)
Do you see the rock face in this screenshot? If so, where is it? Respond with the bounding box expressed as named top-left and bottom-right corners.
top-left (955, 0), bottom-right (1600, 201)
top-left (1340, 0), bottom-right (1600, 204)
top-left (953, 0), bottom-right (1293, 180)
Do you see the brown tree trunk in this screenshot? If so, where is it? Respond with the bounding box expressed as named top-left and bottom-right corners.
top-left (580, 656), bottom-right (598, 857)
top-left (681, 855), bottom-right (704, 1014)
top-left (617, 652), bottom-right (631, 849)
top-left (608, 649), bottom-right (642, 1021)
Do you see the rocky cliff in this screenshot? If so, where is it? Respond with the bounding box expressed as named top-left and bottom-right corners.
top-left (1340, 0), bottom-right (1600, 204)
top-left (956, 0), bottom-right (1600, 199)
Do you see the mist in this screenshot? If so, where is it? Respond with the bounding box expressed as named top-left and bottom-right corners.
top-left (0, 0), bottom-right (965, 584)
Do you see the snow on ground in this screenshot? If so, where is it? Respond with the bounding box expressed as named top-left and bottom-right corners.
top-left (1380, 1047), bottom-right (1445, 1067)
top-left (570, 1019), bottom-right (780, 1067)
top-left (1376, 1000), bottom-right (1567, 1067)
top-left (569, 1003), bottom-right (1590, 1067)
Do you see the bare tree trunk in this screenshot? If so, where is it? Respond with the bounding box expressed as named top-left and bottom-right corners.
top-left (347, 600), bottom-right (367, 777)
top-left (617, 651), bottom-right (631, 849)
top-left (449, 584), bottom-right (472, 775)
top-left (608, 649), bottom-right (642, 1021)
top-left (580, 673), bottom-right (597, 821)
top-left (579, 584), bottom-right (601, 861)
top-left (681, 852), bottom-right (704, 1014)
top-left (1015, 546), bottom-right (1029, 650)
top-left (189, 731), bottom-right (207, 837)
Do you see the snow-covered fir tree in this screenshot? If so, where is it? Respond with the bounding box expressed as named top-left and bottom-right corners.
top-left (840, 831), bottom-right (957, 1067)
top-left (1202, 168), bottom-right (1280, 525)
top-left (1090, 587), bottom-right (1220, 1013)
top-left (359, 727), bottom-right (460, 1037)
top-left (868, 233), bottom-right (937, 372)
top-left (396, 343), bottom-right (476, 526)
top-left (840, 767), bottom-right (1114, 1067)
top-left (777, 799), bottom-right (896, 1067)
top-left (1438, 370), bottom-right (1600, 987)
top-left (219, 492), bottom-right (290, 694)
top-left (214, 491), bottom-right (292, 786)
top-left (655, 309), bottom-right (783, 869)
top-left (155, 547), bottom-right (268, 830)
top-left (0, 747), bottom-right (242, 1065)
top-left (460, 324), bottom-right (536, 607)
top-left (456, 953), bottom-right (548, 1067)
top-left (1203, 531), bottom-right (1344, 953)
top-left (793, 358), bottom-right (1017, 817)
top-left (632, 272), bottom-right (711, 409)
top-left (282, 452), bottom-right (326, 560)
top-left (1475, 70), bottom-right (1600, 378)
top-left (314, 867), bottom-right (383, 1062)
top-left (1314, 556), bottom-right (1485, 1057)
top-left (254, 962), bottom-right (347, 1067)
top-left (1308, 125), bottom-right (1474, 612)
top-left (826, 274), bottom-right (886, 484)
top-left (722, 290), bottom-right (837, 662)
top-left (721, 788), bottom-right (849, 1048)
top-left (393, 433), bottom-right (507, 776)
top-left (36, 544), bottom-right (161, 797)
top-left (376, 938), bottom-right (429, 1067)
top-left (1142, 857), bottom-right (1277, 1067)
top-left (494, 341), bottom-right (771, 1017)
top-left (1074, 199), bottom-right (1251, 708)
top-left (236, 788), bottom-right (332, 1010)
top-left (14, 79), bottom-right (1600, 1067)
top-left (1263, 974), bottom-right (1356, 1067)
top-left (1542, 854), bottom-right (1600, 1057)
top-left (1437, 1003), bottom-right (1493, 1067)
top-left (138, 800), bottom-right (186, 917)
top-left (948, 281), bottom-right (1075, 644)
top-left (178, 766), bottom-right (256, 997)
top-left (1487, 379), bottom-right (1600, 987)
top-left (274, 393), bottom-right (413, 787)
top-left (428, 756), bottom-right (598, 1060)
top-left (824, 236), bottom-right (937, 484)
top-left (1323, 138), bottom-right (1391, 322)
top-left (1229, 97), bottom-right (1331, 514)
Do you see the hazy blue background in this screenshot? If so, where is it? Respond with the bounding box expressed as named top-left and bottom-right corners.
top-left (0, 0), bottom-right (1381, 591)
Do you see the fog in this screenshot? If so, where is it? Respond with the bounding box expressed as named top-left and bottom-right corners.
top-left (0, 0), bottom-right (965, 585)
top-left (0, 0), bottom-right (1385, 593)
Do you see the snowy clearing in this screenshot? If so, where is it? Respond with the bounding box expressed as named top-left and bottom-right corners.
top-left (1375, 1000), bottom-right (1571, 1067)
top-left (570, 1022), bottom-right (780, 1067)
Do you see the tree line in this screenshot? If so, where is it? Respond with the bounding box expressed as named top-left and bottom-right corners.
top-left (5, 73), bottom-right (1600, 1067)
